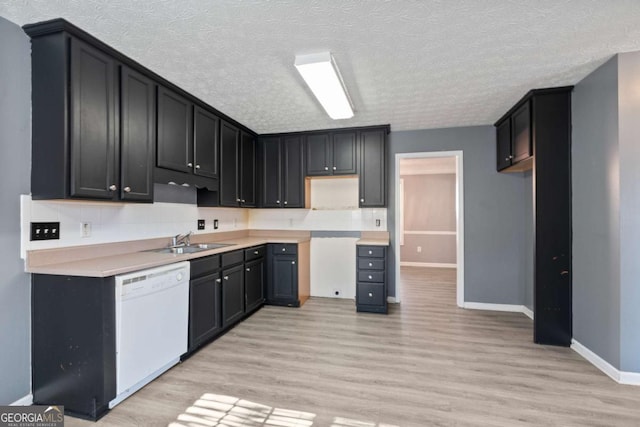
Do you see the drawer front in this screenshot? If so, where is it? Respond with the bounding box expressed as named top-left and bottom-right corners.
top-left (357, 258), bottom-right (385, 270)
top-left (357, 283), bottom-right (385, 306)
top-left (357, 246), bottom-right (385, 258)
top-left (221, 250), bottom-right (244, 268)
top-left (245, 245), bottom-right (266, 262)
top-left (270, 243), bottom-right (297, 255)
top-left (190, 255), bottom-right (220, 279)
top-left (358, 271), bottom-right (385, 283)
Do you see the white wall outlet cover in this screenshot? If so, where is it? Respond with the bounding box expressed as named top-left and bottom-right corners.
top-left (81, 222), bottom-right (92, 238)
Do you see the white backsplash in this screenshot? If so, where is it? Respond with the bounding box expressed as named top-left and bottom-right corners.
top-left (20, 195), bottom-right (249, 257)
top-left (248, 208), bottom-right (387, 231)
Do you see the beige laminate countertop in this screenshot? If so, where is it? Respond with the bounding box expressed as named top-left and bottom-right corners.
top-left (355, 238), bottom-right (389, 246)
top-left (27, 235), bottom-right (309, 278)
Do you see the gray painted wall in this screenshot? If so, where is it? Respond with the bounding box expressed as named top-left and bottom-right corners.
top-left (523, 171), bottom-right (534, 311)
top-left (617, 52), bottom-right (640, 373)
top-left (572, 56), bottom-right (621, 369)
top-left (0, 17), bottom-right (32, 403)
top-left (388, 126), bottom-right (528, 303)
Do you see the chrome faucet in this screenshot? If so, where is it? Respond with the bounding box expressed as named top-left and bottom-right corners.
top-left (171, 231), bottom-right (192, 247)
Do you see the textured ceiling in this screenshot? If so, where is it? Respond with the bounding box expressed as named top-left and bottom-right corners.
top-left (3, 1), bottom-right (640, 134)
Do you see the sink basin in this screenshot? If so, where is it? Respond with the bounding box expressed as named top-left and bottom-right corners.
top-left (144, 242), bottom-right (234, 254)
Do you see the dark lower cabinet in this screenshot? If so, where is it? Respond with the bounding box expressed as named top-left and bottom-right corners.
top-left (266, 244), bottom-right (299, 306)
top-left (32, 274), bottom-right (116, 420)
top-left (222, 264), bottom-right (245, 327)
top-left (189, 273), bottom-right (222, 350)
top-left (356, 245), bottom-right (388, 313)
top-left (245, 258), bottom-right (265, 313)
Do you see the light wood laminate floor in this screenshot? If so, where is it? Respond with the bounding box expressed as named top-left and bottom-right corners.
top-left (67, 267), bottom-right (640, 426)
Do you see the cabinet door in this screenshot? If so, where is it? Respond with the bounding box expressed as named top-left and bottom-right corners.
top-left (222, 264), bottom-right (245, 327)
top-left (220, 121), bottom-right (240, 206)
top-left (258, 137), bottom-right (282, 208)
top-left (245, 259), bottom-right (264, 313)
top-left (69, 38), bottom-right (117, 199)
top-left (512, 101), bottom-right (532, 163)
top-left (306, 133), bottom-right (331, 176)
top-left (157, 86), bottom-right (192, 173)
top-left (332, 131), bottom-right (357, 174)
top-left (120, 66), bottom-right (154, 202)
top-left (270, 254), bottom-right (298, 304)
top-left (283, 136), bottom-right (305, 208)
top-left (193, 106), bottom-right (219, 179)
top-left (240, 131), bottom-right (257, 207)
top-left (359, 129), bottom-right (386, 207)
top-left (189, 273), bottom-right (222, 350)
top-left (496, 118), bottom-right (512, 171)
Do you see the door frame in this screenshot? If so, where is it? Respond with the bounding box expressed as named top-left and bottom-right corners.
top-left (394, 150), bottom-right (465, 307)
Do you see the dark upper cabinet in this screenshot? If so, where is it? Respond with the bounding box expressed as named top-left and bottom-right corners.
top-left (306, 133), bottom-right (332, 175)
top-left (157, 86), bottom-right (192, 174)
top-left (69, 39), bottom-right (118, 200)
top-left (359, 129), bottom-right (387, 207)
top-left (258, 136), bottom-right (305, 208)
top-left (120, 66), bottom-right (155, 202)
top-left (512, 102), bottom-right (532, 163)
top-left (332, 131), bottom-right (357, 174)
top-left (496, 118), bottom-right (512, 171)
top-left (193, 106), bottom-right (220, 179)
top-left (240, 131), bottom-right (257, 207)
top-left (495, 99), bottom-right (532, 172)
top-left (220, 121), bottom-right (240, 206)
top-left (306, 132), bottom-right (356, 176)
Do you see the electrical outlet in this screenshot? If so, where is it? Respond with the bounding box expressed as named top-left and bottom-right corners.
top-left (30, 222), bottom-right (60, 241)
top-left (197, 219), bottom-right (205, 230)
top-left (81, 222), bottom-right (92, 238)
top-left (375, 218), bottom-right (381, 227)
top-left (213, 219), bottom-right (219, 230)
top-left (417, 246), bottom-right (422, 253)
top-left (333, 289), bottom-right (341, 297)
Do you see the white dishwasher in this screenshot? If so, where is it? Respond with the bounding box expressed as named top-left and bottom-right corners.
top-left (110, 261), bottom-right (190, 408)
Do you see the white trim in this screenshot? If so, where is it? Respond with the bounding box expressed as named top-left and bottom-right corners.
top-left (400, 261), bottom-right (457, 268)
top-left (399, 169), bottom-right (456, 175)
top-left (394, 151), bottom-right (464, 308)
top-left (10, 394), bottom-right (33, 406)
top-left (571, 339), bottom-right (640, 386)
top-left (463, 302), bottom-right (531, 314)
top-left (404, 230), bottom-right (456, 236)
top-left (521, 306), bottom-right (534, 320)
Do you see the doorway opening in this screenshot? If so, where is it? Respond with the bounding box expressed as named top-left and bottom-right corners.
top-left (394, 151), bottom-right (464, 307)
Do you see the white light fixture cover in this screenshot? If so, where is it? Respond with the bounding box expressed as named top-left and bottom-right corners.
top-left (295, 52), bottom-right (354, 120)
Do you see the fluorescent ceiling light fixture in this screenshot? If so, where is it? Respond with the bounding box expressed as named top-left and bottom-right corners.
top-left (295, 52), bottom-right (354, 120)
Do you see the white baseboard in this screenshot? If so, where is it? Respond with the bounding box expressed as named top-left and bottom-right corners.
top-left (400, 262), bottom-right (457, 269)
top-left (463, 302), bottom-right (533, 319)
top-left (571, 339), bottom-right (640, 386)
top-left (387, 296), bottom-right (397, 303)
top-left (11, 393), bottom-right (33, 406)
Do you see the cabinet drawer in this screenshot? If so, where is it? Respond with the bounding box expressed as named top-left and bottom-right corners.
top-left (221, 250), bottom-right (244, 268)
top-left (358, 271), bottom-right (385, 283)
top-left (357, 246), bottom-right (385, 258)
top-left (357, 283), bottom-right (385, 306)
top-left (245, 245), bottom-right (265, 262)
top-left (357, 258), bottom-right (385, 270)
top-left (271, 243), bottom-right (297, 255)
top-left (190, 255), bottom-right (220, 279)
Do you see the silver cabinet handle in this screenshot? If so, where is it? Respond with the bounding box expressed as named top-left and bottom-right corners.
top-left (188, 162), bottom-right (193, 167)
top-left (368, 292), bottom-right (373, 297)
top-left (109, 184), bottom-right (117, 191)
top-left (123, 186), bottom-right (131, 193)
top-left (195, 164), bottom-right (201, 169)
top-left (241, 199), bottom-right (246, 203)
top-left (360, 198), bottom-right (364, 203)
top-left (254, 250), bottom-right (259, 255)
top-left (324, 166), bottom-right (328, 170)
top-left (368, 275), bottom-right (373, 279)
top-left (505, 157), bottom-right (510, 161)
top-left (246, 268), bottom-right (250, 272)
top-left (292, 261), bottom-right (296, 265)
top-left (236, 198), bottom-right (241, 202)
top-left (284, 201), bottom-right (288, 205)
top-left (224, 276), bottom-right (229, 280)
top-left (368, 262), bottom-right (373, 267)
top-left (276, 200), bottom-right (280, 204)
top-left (282, 248), bottom-right (286, 252)
top-left (368, 250), bottom-right (372, 255)
top-left (333, 166), bottom-right (337, 170)
top-left (216, 278), bottom-right (222, 283)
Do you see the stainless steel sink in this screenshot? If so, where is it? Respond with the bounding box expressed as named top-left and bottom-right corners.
top-left (144, 242), bottom-right (234, 254)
